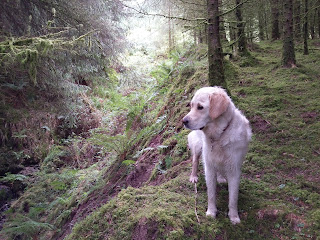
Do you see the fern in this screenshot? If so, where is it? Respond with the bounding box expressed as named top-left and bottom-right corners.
top-left (0, 173), bottom-right (28, 183)
top-left (42, 145), bottom-right (66, 166)
top-left (1, 214), bottom-right (54, 238)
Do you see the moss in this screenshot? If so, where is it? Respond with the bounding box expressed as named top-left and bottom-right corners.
top-left (310, 209), bottom-right (320, 230)
top-left (4, 41), bottom-right (320, 239)
top-left (67, 178), bottom-right (222, 240)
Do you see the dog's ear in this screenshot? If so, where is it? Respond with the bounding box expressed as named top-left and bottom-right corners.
top-left (209, 93), bottom-right (230, 119)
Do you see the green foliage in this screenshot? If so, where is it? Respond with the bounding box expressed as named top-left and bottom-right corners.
top-left (310, 209), bottom-right (320, 229)
top-left (67, 182), bottom-right (221, 240)
top-left (3, 40), bottom-right (320, 240)
top-left (41, 145), bottom-right (66, 172)
top-left (1, 214), bottom-right (54, 239)
top-left (0, 173), bottom-right (28, 183)
top-left (0, 33), bottom-right (88, 85)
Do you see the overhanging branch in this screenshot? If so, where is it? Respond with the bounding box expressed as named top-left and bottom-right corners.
top-left (121, 2), bottom-right (205, 22)
top-left (219, 0), bottom-right (250, 17)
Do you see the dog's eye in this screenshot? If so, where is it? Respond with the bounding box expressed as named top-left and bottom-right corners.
top-left (197, 105), bottom-right (204, 110)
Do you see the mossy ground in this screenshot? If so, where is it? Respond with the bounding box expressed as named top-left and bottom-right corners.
top-left (2, 41), bottom-right (320, 240)
top-left (69, 41), bottom-right (320, 239)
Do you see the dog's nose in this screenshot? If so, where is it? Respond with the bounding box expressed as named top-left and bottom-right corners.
top-left (182, 117), bottom-right (189, 126)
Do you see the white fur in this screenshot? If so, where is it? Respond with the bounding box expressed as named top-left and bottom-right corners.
top-left (188, 130), bottom-right (203, 183)
top-left (183, 87), bottom-right (252, 224)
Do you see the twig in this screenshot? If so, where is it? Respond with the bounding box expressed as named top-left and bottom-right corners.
top-left (194, 183), bottom-right (200, 224)
top-left (121, 2), bottom-right (205, 22)
top-left (219, 0), bottom-right (251, 17)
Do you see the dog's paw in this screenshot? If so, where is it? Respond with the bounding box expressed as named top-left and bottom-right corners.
top-left (189, 175), bottom-right (198, 183)
top-left (229, 215), bottom-right (241, 225)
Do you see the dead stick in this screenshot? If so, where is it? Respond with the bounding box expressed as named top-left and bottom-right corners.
top-left (194, 183), bottom-right (200, 224)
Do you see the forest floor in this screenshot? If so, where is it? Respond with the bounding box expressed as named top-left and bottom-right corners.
top-left (1, 40), bottom-right (320, 240)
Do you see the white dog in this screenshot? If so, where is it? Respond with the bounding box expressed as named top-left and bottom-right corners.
top-left (183, 87), bottom-right (252, 224)
top-left (188, 130), bottom-right (227, 184)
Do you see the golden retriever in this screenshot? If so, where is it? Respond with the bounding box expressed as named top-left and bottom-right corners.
top-left (183, 87), bottom-right (252, 224)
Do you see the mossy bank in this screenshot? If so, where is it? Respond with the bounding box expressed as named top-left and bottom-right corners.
top-left (1, 41), bottom-right (320, 239)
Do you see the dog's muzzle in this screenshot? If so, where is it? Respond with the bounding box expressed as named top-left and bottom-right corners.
top-left (182, 116), bottom-right (189, 127)
top-left (183, 116), bottom-right (204, 130)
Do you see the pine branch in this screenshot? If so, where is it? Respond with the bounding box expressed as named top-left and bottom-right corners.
top-left (219, 0), bottom-right (250, 17)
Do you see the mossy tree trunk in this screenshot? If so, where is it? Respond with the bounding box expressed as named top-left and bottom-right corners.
top-left (310, 7), bottom-right (316, 39)
top-left (271, 0), bottom-right (281, 40)
top-left (258, 1), bottom-right (265, 41)
top-left (235, 0), bottom-right (248, 55)
top-left (282, 0), bottom-right (297, 67)
top-left (303, 0), bottom-right (309, 55)
top-left (294, 0), bottom-right (302, 41)
top-left (318, 2), bottom-right (320, 38)
top-left (207, 0), bottom-right (227, 89)
top-left (219, 0), bottom-right (228, 43)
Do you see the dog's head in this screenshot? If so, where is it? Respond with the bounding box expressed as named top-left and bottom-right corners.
top-left (182, 87), bottom-right (230, 130)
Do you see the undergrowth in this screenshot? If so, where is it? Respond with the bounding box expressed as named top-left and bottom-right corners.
top-left (1, 41), bottom-right (320, 240)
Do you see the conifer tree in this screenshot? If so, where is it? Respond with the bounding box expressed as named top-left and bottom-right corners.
top-left (282, 0), bottom-right (296, 67)
top-left (207, 0), bottom-right (227, 89)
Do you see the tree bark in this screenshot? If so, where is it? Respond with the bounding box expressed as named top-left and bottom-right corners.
top-left (318, 1), bottom-right (320, 38)
top-left (229, 22), bottom-right (237, 56)
top-left (264, 9), bottom-right (269, 40)
top-left (303, 0), bottom-right (309, 54)
top-left (318, 7), bottom-right (320, 38)
top-left (282, 0), bottom-right (296, 67)
top-left (199, 28), bottom-right (204, 44)
top-left (168, 0), bottom-right (174, 52)
top-left (294, 0), bottom-right (301, 40)
top-left (219, 0), bottom-right (227, 42)
top-left (235, 0), bottom-right (247, 54)
top-left (271, 0), bottom-right (281, 40)
top-left (258, 1), bottom-right (265, 41)
top-left (207, 0), bottom-right (226, 88)
top-left (310, 7), bottom-right (316, 39)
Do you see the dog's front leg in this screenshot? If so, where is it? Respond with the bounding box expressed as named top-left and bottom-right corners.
top-left (227, 173), bottom-right (241, 224)
top-left (205, 166), bottom-right (217, 218)
top-left (189, 151), bottom-right (200, 183)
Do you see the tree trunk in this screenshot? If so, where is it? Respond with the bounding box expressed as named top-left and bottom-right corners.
top-left (199, 28), bottom-right (204, 44)
top-left (219, 0), bottom-right (228, 43)
top-left (271, 0), bottom-right (281, 40)
top-left (207, 0), bottom-right (226, 88)
top-left (303, 0), bottom-right (309, 54)
top-left (310, 8), bottom-right (316, 39)
top-left (317, 2), bottom-right (320, 38)
top-left (229, 22), bottom-right (237, 56)
top-left (258, 1), bottom-right (265, 41)
top-left (318, 2), bottom-right (320, 38)
top-left (235, 0), bottom-right (247, 54)
top-left (282, 0), bottom-right (296, 67)
top-left (168, 0), bottom-right (174, 52)
top-left (294, 0), bottom-right (301, 40)
top-left (264, 10), bottom-right (269, 40)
